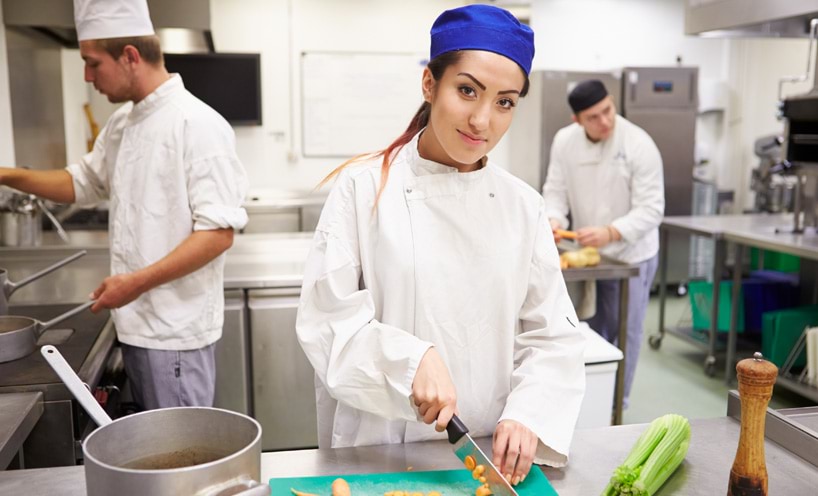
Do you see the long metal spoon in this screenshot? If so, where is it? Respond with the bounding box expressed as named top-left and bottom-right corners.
top-left (41, 344), bottom-right (112, 427)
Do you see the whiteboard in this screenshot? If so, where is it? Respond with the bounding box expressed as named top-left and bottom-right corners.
top-left (301, 52), bottom-right (427, 158)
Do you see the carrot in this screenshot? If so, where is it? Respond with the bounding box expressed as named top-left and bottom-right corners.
top-left (331, 478), bottom-right (352, 496)
top-left (555, 229), bottom-right (578, 240)
top-left (290, 489), bottom-right (318, 496)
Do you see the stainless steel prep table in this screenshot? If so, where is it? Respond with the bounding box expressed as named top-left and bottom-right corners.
top-left (654, 214), bottom-right (818, 401)
top-left (721, 219), bottom-right (818, 401)
top-left (652, 214), bottom-right (792, 379)
top-left (0, 392), bottom-right (42, 469)
top-left (1, 415), bottom-right (815, 495)
top-left (0, 231), bottom-right (315, 303)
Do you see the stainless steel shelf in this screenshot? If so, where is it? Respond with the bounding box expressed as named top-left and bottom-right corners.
top-left (776, 374), bottom-right (818, 403)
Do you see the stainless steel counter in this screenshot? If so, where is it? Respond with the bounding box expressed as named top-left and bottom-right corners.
top-left (0, 392), bottom-right (42, 469)
top-left (0, 232), bottom-right (313, 305)
top-left (1, 416), bottom-right (816, 495)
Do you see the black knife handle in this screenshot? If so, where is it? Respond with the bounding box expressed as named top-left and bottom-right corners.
top-left (446, 414), bottom-right (469, 444)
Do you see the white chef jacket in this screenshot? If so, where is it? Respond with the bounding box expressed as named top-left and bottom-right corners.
top-left (297, 133), bottom-right (586, 467)
top-left (543, 115), bottom-right (664, 265)
top-left (67, 75), bottom-right (248, 350)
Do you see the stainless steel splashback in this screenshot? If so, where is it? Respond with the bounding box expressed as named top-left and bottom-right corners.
top-left (6, 27), bottom-right (66, 170)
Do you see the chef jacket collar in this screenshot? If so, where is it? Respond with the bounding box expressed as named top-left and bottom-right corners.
top-left (128, 74), bottom-right (184, 124)
top-left (408, 130), bottom-right (488, 181)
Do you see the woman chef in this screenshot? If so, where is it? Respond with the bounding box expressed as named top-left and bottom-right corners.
top-left (296, 4), bottom-right (585, 485)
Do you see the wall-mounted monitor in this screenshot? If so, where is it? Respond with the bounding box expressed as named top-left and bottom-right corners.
top-left (164, 53), bottom-right (262, 126)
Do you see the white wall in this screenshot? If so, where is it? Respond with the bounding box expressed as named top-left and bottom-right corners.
top-left (211, 0), bottom-right (464, 192)
top-left (530, 0), bottom-right (725, 80)
top-left (0, 6), bottom-right (16, 165)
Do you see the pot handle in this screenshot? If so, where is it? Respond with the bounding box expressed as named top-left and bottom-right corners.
top-left (5, 250), bottom-right (86, 297)
top-left (199, 477), bottom-right (270, 496)
top-left (37, 301), bottom-right (95, 336)
top-left (36, 198), bottom-right (70, 243)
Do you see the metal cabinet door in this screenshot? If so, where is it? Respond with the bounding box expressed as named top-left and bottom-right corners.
top-left (214, 290), bottom-right (251, 415)
top-left (248, 289), bottom-right (318, 451)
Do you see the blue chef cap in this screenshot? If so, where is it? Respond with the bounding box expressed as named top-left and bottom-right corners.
top-left (430, 5), bottom-right (535, 75)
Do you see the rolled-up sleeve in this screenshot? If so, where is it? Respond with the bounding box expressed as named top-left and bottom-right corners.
top-left (183, 115), bottom-right (249, 231)
top-left (187, 154), bottom-right (249, 231)
top-left (499, 204), bottom-right (586, 467)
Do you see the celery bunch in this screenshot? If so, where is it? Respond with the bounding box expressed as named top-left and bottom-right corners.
top-left (601, 414), bottom-right (691, 496)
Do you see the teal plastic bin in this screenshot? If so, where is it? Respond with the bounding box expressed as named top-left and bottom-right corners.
top-left (689, 280), bottom-right (745, 332)
top-left (761, 305), bottom-right (818, 369)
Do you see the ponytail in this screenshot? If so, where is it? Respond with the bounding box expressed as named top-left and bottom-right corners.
top-left (317, 52), bottom-right (461, 207)
top-left (317, 101), bottom-right (430, 206)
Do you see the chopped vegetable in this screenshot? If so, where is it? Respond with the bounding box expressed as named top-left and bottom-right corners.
top-left (475, 485), bottom-right (493, 496)
top-left (560, 246), bottom-right (601, 268)
top-left (602, 414), bottom-right (691, 496)
top-left (464, 455), bottom-right (476, 471)
top-left (331, 478), bottom-right (352, 496)
top-left (290, 489), bottom-right (318, 496)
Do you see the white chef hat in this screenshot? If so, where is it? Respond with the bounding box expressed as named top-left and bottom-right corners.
top-left (74, 0), bottom-right (155, 42)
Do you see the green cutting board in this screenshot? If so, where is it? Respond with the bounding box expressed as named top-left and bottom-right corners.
top-left (270, 468), bottom-right (557, 495)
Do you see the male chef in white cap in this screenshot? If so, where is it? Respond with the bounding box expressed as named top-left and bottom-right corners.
top-left (0, 0), bottom-right (249, 410)
top-left (542, 80), bottom-right (664, 409)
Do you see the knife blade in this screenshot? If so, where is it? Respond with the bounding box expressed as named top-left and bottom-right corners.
top-left (446, 415), bottom-right (519, 496)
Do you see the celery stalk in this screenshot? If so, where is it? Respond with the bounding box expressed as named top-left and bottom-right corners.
top-left (632, 415), bottom-right (690, 495)
top-left (601, 414), bottom-right (691, 496)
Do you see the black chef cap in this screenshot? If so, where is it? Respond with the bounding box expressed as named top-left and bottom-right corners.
top-left (568, 79), bottom-right (608, 114)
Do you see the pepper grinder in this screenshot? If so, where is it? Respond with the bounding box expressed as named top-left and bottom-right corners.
top-left (728, 352), bottom-right (778, 496)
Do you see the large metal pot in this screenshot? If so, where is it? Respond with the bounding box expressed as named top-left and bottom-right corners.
top-left (0, 251), bottom-right (86, 315)
top-left (0, 301), bottom-right (94, 363)
top-left (0, 193), bottom-right (70, 247)
top-left (41, 346), bottom-right (269, 496)
top-left (83, 407), bottom-right (268, 496)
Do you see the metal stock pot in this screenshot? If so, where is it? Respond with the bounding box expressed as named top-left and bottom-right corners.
top-left (0, 193), bottom-right (70, 247)
top-left (41, 346), bottom-right (269, 496)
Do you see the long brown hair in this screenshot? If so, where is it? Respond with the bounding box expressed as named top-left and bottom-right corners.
top-left (319, 51), bottom-right (530, 207)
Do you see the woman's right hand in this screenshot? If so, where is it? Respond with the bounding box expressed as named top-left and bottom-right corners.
top-left (412, 347), bottom-right (458, 432)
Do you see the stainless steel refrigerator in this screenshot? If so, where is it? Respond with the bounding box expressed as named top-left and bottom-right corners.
top-left (507, 66), bottom-right (698, 287)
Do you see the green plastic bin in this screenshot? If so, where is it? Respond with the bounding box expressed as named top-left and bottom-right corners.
top-left (761, 305), bottom-right (818, 368)
top-left (750, 248), bottom-right (800, 273)
top-left (689, 280), bottom-right (745, 333)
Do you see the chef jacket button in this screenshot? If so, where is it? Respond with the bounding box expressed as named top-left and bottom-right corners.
top-left (489, 193), bottom-right (495, 198)
top-left (406, 188), bottom-right (412, 193)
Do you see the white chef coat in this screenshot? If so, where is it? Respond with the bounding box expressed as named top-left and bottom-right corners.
top-left (297, 132), bottom-right (586, 467)
top-left (543, 115), bottom-right (664, 265)
top-left (67, 75), bottom-right (248, 350)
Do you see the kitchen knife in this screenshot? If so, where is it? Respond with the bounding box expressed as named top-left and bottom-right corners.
top-left (446, 415), bottom-right (519, 496)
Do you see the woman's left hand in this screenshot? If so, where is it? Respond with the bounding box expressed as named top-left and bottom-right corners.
top-left (492, 420), bottom-right (538, 486)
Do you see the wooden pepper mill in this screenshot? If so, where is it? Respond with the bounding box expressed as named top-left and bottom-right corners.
top-left (727, 352), bottom-right (778, 496)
